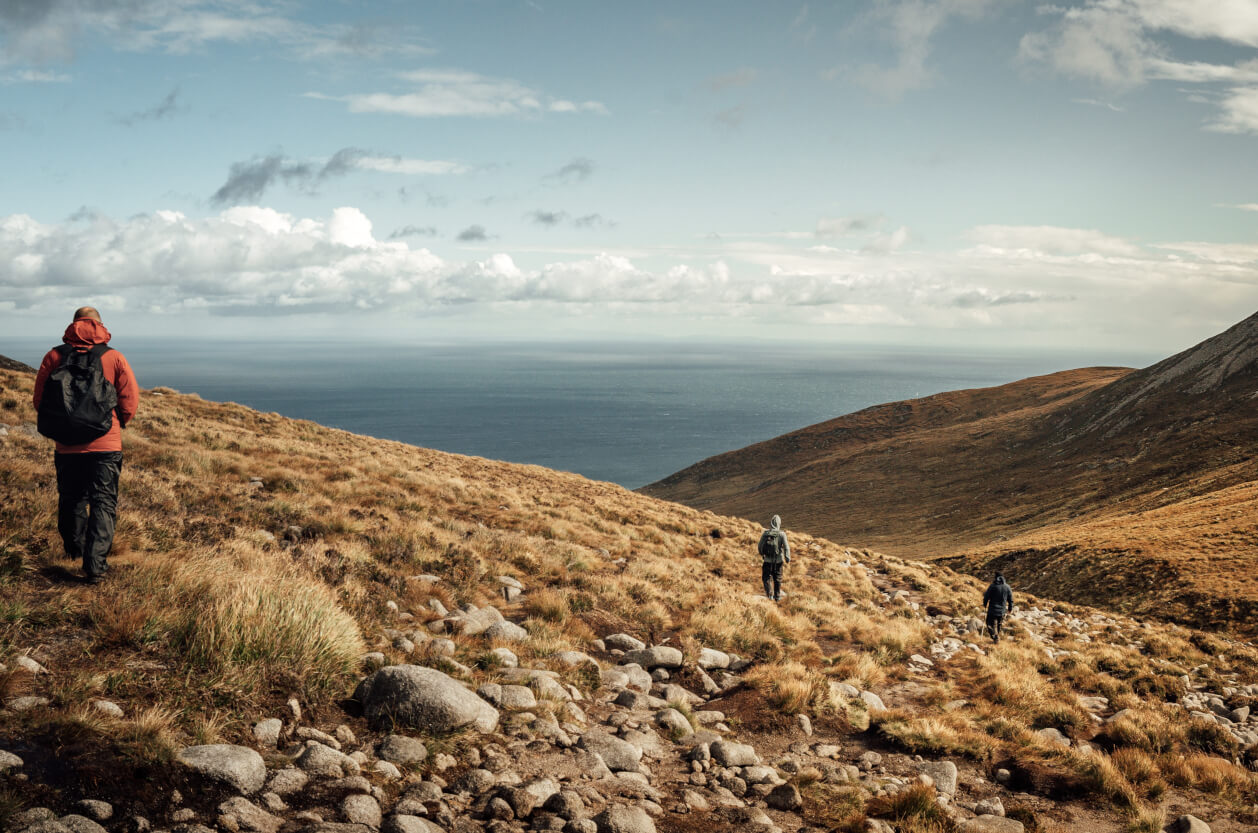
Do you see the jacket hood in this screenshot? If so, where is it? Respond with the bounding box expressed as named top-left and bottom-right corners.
top-left (770, 515), bottom-right (781, 530)
top-left (992, 576), bottom-right (1006, 586)
top-left (63, 318), bottom-right (112, 348)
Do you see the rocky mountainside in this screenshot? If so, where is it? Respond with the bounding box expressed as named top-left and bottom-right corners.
top-left (0, 363), bottom-right (1256, 833)
top-left (642, 312), bottom-right (1258, 636)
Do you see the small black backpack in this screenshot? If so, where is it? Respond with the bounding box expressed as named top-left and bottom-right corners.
top-left (37, 344), bottom-right (118, 445)
top-left (759, 529), bottom-right (783, 560)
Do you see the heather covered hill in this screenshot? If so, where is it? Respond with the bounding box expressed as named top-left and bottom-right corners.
top-left (0, 360), bottom-right (1256, 832)
top-left (642, 312), bottom-right (1258, 637)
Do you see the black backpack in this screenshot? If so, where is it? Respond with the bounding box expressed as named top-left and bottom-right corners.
top-left (37, 344), bottom-right (118, 445)
top-left (759, 529), bottom-right (783, 560)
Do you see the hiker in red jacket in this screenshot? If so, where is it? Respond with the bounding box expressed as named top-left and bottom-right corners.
top-left (32, 307), bottom-right (139, 584)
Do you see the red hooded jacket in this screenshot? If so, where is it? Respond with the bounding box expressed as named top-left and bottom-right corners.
top-left (32, 319), bottom-right (139, 454)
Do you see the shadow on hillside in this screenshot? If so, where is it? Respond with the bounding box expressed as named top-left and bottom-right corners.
top-left (38, 565), bottom-right (89, 585)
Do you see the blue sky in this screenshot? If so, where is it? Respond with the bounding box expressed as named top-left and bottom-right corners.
top-left (2, 0), bottom-right (1258, 354)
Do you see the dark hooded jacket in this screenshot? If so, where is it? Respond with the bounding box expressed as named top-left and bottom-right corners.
top-left (983, 576), bottom-right (1013, 616)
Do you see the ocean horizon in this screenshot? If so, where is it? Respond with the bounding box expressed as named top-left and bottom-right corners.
top-left (4, 338), bottom-right (1159, 489)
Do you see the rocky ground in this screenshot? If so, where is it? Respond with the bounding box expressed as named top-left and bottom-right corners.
top-left (5, 552), bottom-right (1250, 833)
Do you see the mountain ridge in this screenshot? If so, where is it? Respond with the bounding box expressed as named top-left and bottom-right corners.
top-left (642, 312), bottom-right (1258, 637)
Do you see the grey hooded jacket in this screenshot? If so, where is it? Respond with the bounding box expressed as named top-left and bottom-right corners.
top-left (758, 515), bottom-right (791, 564)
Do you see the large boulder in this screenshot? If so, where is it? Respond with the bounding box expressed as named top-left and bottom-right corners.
top-left (354, 665), bottom-right (499, 733)
top-left (176, 745), bottom-right (266, 794)
top-left (622, 647), bottom-right (683, 670)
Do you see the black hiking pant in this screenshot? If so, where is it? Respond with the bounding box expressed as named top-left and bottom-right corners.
top-left (762, 561), bottom-right (783, 600)
top-left (985, 610), bottom-right (1006, 642)
top-left (54, 451), bottom-right (123, 578)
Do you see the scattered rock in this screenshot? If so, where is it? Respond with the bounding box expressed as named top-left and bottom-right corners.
top-left (578, 730), bottom-right (643, 772)
top-left (217, 797), bottom-right (281, 833)
top-left (90, 700), bottom-right (124, 718)
top-left (604, 634), bottom-right (646, 653)
top-left (961, 817), bottom-right (1024, 833)
top-left (295, 742), bottom-right (359, 778)
top-left (918, 760), bottom-right (957, 796)
top-left (710, 741), bottom-right (759, 767)
top-left (354, 665), bottom-right (499, 733)
top-left (1167, 816), bottom-right (1212, 833)
top-left (484, 621), bottom-right (529, 643)
top-left (177, 745), bottom-right (266, 795)
top-left (58, 816), bottom-right (108, 833)
top-left (592, 804), bottom-right (656, 833)
top-left (378, 734), bottom-right (428, 765)
top-left (766, 783), bottom-right (802, 811)
top-left (341, 795), bottom-right (382, 828)
top-left (74, 802), bottom-right (113, 822)
top-left (266, 768), bottom-right (309, 796)
top-left (0, 750), bottom-right (23, 772)
top-left (252, 719), bottom-right (282, 747)
top-left (623, 647), bottom-right (683, 670)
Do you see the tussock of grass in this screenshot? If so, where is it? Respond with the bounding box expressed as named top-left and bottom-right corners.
top-left (865, 783), bottom-right (957, 832)
top-left (874, 711), bottom-right (990, 758)
top-left (744, 660), bottom-right (831, 715)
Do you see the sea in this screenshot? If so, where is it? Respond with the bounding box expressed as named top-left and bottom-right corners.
top-left (4, 339), bottom-right (1157, 489)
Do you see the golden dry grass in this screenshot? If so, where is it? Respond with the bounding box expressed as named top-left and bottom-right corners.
top-left (0, 364), bottom-right (1255, 825)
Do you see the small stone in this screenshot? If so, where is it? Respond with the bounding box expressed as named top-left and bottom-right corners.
top-left (591, 804), bottom-right (656, 833)
top-left (378, 734), bottom-right (428, 765)
top-left (1036, 728), bottom-right (1070, 747)
top-left (961, 817), bottom-right (1024, 833)
top-left (15, 656), bottom-right (48, 674)
top-left (0, 750), bottom-right (23, 772)
top-left (918, 760), bottom-right (957, 796)
top-left (1167, 816), bottom-right (1212, 833)
top-left (90, 700), bottom-right (124, 718)
top-left (373, 760), bottom-right (402, 780)
top-left (604, 634), bottom-right (646, 652)
top-left (177, 745), bottom-right (266, 795)
top-left (490, 647), bottom-right (519, 668)
top-left (58, 815), bottom-right (108, 833)
top-left (710, 740), bottom-right (759, 767)
top-left (766, 784), bottom-right (802, 811)
top-left (796, 714), bottom-right (812, 736)
top-left (75, 801), bottom-right (114, 822)
top-left (974, 797), bottom-right (1004, 817)
top-left (342, 794), bottom-right (382, 828)
top-left (266, 768), bottom-right (308, 796)
top-left (252, 719), bottom-right (282, 747)
top-left (217, 797), bottom-right (281, 833)
top-left (7, 696), bottom-right (51, 711)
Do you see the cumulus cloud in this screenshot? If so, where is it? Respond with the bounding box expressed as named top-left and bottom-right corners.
top-left (3, 206), bottom-right (1253, 348)
top-left (210, 148), bottom-right (468, 206)
top-left (309, 69), bottom-right (607, 118)
top-left (1022, 1), bottom-right (1258, 132)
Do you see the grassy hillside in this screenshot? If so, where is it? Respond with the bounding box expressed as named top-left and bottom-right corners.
top-left (1, 363), bottom-right (1257, 832)
top-left (643, 314), bottom-right (1258, 638)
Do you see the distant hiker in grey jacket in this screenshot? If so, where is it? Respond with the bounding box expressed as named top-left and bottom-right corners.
top-left (983, 573), bottom-right (1014, 642)
top-left (758, 515), bottom-right (791, 602)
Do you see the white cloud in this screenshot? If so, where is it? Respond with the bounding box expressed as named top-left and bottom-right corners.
top-left (311, 69), bottom-right (608, 118)
top-left (0, 0), bottom-right (430, 64)
top-left (0, 69), bottom-right (71, 83)
top-left (841, 0), bottom-right (1002, 98)
top-left (966, 224), bottom-right (1143, 256)
top-left (1207, 86), bottom-right (1258, 134)
top-left (352, 156), bottom-right (469, 176)
top-left (1235, 203), bottom-right (1258, 211)
top-left (1022, 1), bottom-right (1258, 132)
top-left (3, 208), bottom-right (1255, 347)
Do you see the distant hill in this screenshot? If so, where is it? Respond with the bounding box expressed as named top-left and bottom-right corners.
top-left (0, 354), bottom-right (34, 373)
top-left (643, 312), bottom-right (1258, 635)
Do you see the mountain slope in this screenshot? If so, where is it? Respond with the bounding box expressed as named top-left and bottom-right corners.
top-left (1, 359), bottom-right (1257, 832)
top-left (642, 312), bottom-right (1258, 636)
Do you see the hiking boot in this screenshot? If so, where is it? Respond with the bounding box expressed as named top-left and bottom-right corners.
top-left (85, 573), bottom-right (105, 585)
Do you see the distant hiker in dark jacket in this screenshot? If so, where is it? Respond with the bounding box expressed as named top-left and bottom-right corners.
top-left (33, 307), bottom-right (139, 585)
top-left (758, 515), bottom-right (791, 602)
top-left (983, 573), bottom-right (1014, 642)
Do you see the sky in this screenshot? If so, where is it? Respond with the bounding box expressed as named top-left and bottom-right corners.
top-left (2, 0), bottom-right (1258, 354)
